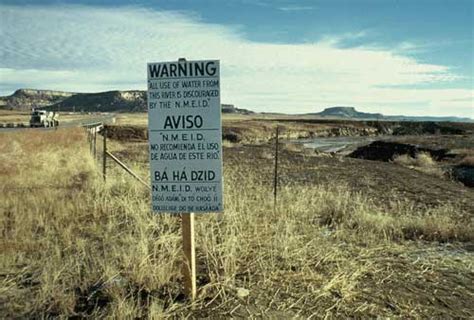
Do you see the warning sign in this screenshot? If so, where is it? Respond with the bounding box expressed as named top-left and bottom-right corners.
top-left (147, 59), bottom-right (223, 213)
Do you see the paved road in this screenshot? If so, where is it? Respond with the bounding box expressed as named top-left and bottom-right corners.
top-left (0, 114), bottom-right (116, 132)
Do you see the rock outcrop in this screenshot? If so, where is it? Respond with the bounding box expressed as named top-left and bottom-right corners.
top-left (0, 89), bottom-right (74, 110)
top-left (50, 90), bottom-right (147, 112)
top-left (222, 104), bottom-right (254, 115)
top-left (313, 106), bottom-right (383, 119)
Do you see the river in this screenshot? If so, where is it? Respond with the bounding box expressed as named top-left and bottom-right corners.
top-left (295, 136), bottom-right (383, 153)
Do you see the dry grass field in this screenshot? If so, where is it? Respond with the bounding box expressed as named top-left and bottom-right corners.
top-left (0, 110), bottom-right (31, 124)
top-left (114, 112), bottom-right (290, 126)
top-left (1, 128), bottom-right (473, 318)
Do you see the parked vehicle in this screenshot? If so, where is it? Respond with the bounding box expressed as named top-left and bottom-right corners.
top-left (30, 110), bottom-right (59, 128)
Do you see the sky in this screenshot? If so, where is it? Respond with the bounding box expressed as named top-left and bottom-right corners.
top-left (0, 0), bottom-right (473, 117)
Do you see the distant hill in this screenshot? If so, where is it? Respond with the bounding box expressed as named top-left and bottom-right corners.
top-left (312, 106), bottom-right (472, 123)
top-left (384, 115), bottom-right (474, 122)
top-left (313, 106), bottom-right (384, 119)
top-left (0, 90), bottom-right (469, 121)
top-left (0, 89), bottom-right (74, 111)
top-left (222, 104), bottom-right (254, 115)
top-left (51, 90), bottom-right (146, 112)
top-left (0, 88), bottom-right (252, 114)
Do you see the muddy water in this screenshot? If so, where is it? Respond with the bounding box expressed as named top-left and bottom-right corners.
top-left (297, 136), bottom-right (383, 153)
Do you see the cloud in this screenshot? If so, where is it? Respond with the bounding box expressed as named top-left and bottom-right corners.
top-left (0, 4), bottom-right (472, 117)
top-left (278, 6), bottom-right (315, 11)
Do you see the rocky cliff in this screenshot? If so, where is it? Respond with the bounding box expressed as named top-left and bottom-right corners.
top-left (50, 90), bottom-right (147, 112)
top-left (313, 106), bottom-right (384, 119)
top-left (0, 89), bottom-right (74, 110)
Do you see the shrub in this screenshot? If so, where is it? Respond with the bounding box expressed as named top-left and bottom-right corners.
top-left (392, 152), bottom-right (443, 176)
top-left (415, 152), bottom-right (437, 167)
top-left (392, 153), bottom-right (415, 166)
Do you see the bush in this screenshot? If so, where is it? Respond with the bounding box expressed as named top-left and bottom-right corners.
top-left (392, 152), bottom-right (443, 176)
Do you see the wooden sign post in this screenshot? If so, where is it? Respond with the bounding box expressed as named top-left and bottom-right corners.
top-left (147, 59), bottom-right (223, 300)
top-left (181, 213), bottom-right (196, 300)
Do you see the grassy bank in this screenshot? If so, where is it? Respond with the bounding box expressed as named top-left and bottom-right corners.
top-left (1, 129), bottom-right (473, 318)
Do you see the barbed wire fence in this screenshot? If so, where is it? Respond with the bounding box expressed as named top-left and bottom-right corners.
top-left (84, 123), bottom-right (150, 189)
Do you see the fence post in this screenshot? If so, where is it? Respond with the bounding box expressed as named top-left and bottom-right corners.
top-left (273, 126), bottom-right (279, 208)
top-left (90, 129), bottom-right (93, 155)
top-left (103, 126), bottom-right (107, 182)
top-left (182, 212), bottom-right (196, 300)
top-left (93, 128), bottom-right (97, 159)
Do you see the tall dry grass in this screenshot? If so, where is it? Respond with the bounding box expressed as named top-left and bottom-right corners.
top-left (392, 151), bottom-right (445, 177)
top-left (1, 128), bottom-right (473, 318)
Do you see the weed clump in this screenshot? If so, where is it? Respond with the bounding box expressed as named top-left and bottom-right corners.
top-left (393, 151), bottom-right (444, 176)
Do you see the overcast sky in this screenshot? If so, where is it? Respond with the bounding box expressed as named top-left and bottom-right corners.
top-left (0, 0), bottom-right (472, 117)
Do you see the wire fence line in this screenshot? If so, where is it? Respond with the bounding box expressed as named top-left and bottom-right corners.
top-left (84, 124), bottom-right (282, 209)
top-left (84, 123), bottom-right (150, 189)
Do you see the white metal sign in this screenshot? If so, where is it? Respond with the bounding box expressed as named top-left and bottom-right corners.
top-left (147, 59), bottom-right (223, 213)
